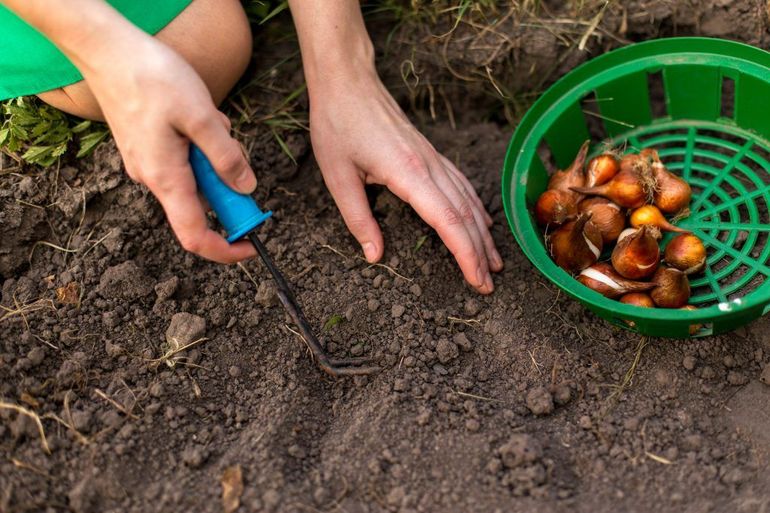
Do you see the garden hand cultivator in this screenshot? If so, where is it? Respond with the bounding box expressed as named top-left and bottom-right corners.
top-left (189, 145), bottom-right (379, 377)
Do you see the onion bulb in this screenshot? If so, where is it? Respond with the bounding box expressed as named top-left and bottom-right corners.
top-left (570, 157), bottom-right (653, 209)
top-left (620, 292), bottom-right (655, 308)
top-left (577, 263), bottom-right (655, 298)
top-left (650, 266), bottom-right (691, 308)
top-left (548, 141), bottom-right (589, 193)
top-left (630, 205), bottom-right (690, 234)
top-left (535, 189), bottom-right (578, 226)
top-left (646, 149), bottom-right (692, 214)
top-left (611, 225), bottom-right (661, 279)
top-left (664, 233), bottom-right (707, 275)
top-left (579, 197), bottom-right (625, 244)
top-left (548, 213), bottom-right (603, 273)
top-left (586, 153), bottom-right (620, 188)
top-left (620, 292), bottom-right (655, 327)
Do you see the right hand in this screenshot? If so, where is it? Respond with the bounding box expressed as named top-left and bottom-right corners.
top-left (80, 32), bottom-right (257, 263)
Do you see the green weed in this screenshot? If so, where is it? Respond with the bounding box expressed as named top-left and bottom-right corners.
top-left (0, 97), bottom-right (109, 167)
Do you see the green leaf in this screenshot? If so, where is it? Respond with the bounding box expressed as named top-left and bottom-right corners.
top-left (76, 129), bottom-right (109, 158)
top-left (259, 0), bottom-right (288, 24)
top-left (414, 234), bottom-right (429, 252)
top-left (270, 128), bottom-right (296, 165)
top-left (323, 314), bottom-right (345, 331)
top-left (0, 128), bottom-right (9, 146)
top-left (22, 145), bottom-right (54, 162)
top-left (71, 120), bottom-right (91, 134)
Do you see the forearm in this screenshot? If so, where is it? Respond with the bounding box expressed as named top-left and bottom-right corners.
top-left (287, 0), bottom-right (377, 97)
top-left (1, 0), bottom-right (144, 75)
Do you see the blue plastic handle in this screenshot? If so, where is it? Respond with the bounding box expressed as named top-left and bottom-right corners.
top-left (189, 144), bottom-right (272, 242)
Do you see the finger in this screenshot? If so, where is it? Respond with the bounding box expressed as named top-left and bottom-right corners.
top-left (440, 159), bottom-right (503, 272)
top-left (384, 160), bottom-right (489, 293)
top-left (217, 111), bottom-right (232, 132)
top-left (427, 161), bottom-right (493, 293)
top-left (440, 155), bottom-right (494, 227)
top-left (324, 162), bottom-right (384, 263)
top-left (152, 171), bottom-right (256, 263)
top-left (181, 106), bottom-right (256, 194)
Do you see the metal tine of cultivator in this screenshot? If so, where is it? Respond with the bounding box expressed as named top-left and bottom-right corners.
top-left (247, 233), bottom-right (381, 377)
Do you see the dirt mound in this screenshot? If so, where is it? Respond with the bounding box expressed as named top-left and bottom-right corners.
top-left (3, 1), bottom-right (770, 511)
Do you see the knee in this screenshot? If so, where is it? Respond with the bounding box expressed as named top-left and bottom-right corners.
top-left (37, 82), bottom-right (104, 121)
top-left (158, 0), bottom-right (253, 106)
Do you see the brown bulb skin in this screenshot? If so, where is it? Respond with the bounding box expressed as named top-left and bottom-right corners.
top-left (586, 154), bottom-right (620, 188)
top-left (651, 159), bottom-right (691, 214)
top-left (664, 234), bottom-right (707, 275)
top-left (535, 189), bottom-right (578, 226)
top-left (651, 267), bottom-right (691, 308)
top-left (570, 166), bottom-right (650, 209)
top-left (579, 197), bottom-right (625, 244)
top-left (611, 225), bottom-right (661, 279)
top-left (549, 214), bottom-right (603, 273)
top-left (578, 263), bottom-right (655, 299)
top-left (630, 205), bottom-right (689, 234)
top-left (548, 141), bottom-right (589, 193)
top-left (620, 292), bottom-right (655, 308)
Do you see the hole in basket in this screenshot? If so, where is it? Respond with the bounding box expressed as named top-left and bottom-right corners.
top-left (751, 231), bottom-right (769, 259)
top-left (721, 76), bottom-right (735, 119)
top-left (691, 153), bottom-right (727, 171)
top-left (581, 91), bottom-right (608, 141)
top-left (751, 144), bottom-right (770, 167)
top-left (537, 139), bottom-right (557, 174)
top-left (636, 127), bottom-right (689, 147)
top-left (693, 323), bottom-right (713, 337)
top-left (647, 71), bottom-right (667, 119)
top-left (696, 140), bottom-right (740, 160)
top-left (698, 129), bottom-right (746, 148)
top-left (723, 264), bottom-right (761, 301)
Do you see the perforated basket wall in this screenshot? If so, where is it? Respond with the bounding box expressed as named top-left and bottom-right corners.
top-left (502, 38), bottom-right (770, 338)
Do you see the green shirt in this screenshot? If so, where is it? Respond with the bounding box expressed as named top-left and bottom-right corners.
top-left (0, 0), bottom-right (192, 100)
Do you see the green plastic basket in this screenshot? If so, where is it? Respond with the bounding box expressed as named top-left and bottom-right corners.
top-left (502, 37), bottom-right (770, 338)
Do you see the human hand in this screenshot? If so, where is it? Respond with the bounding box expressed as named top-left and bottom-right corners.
top-left (309, 70), bottom-right (503, 294)
top-left (78, 32), bottom-right (258, 263)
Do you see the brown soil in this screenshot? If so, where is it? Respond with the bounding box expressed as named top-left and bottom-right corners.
top-left (3, 2), bottom-right (770, 513)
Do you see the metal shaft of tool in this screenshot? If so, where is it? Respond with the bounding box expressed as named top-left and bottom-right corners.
top-left (247, 232), bottom-right (379, 376)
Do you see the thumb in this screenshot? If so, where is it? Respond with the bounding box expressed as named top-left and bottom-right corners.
top-left (183, 107), bottom-right (256, 194)
top-left (325, 165), bottom-right (384, 263)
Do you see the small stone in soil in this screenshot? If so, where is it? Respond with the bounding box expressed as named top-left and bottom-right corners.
top-left (499, 433), bottom-right (542, 468)
top-left (682, 355), bottom-right (697, 371)
top-left (154, 276), bottom-right (179, 302)
top-left (367, 299), bottom-right (380, 312)
top-left (392, 304), bottom-right (406, 318)
top-left (453, 332), bottom-right (472, 352)
top-left (165, 313), bottom-right (206, 347)
top-left (436, 338), bottom-right (459, 364)
top-left (526, 386), bottom-right (554, 416)
top-left (464, 298), bottom-right (482, 317)
top-left (760, 364), bottom-right (770, 385)
top-left (727, 371), bottom-right (748, 386)
top-left (550, 384), bottom-right (572, 406)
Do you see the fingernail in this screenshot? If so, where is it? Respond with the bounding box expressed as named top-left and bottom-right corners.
top-left (492, 249), bottom-right (504, 269)
top-left (476, 266), bottom-right (486, 288)
top-left (235, 170), bottom-right (257, 194)
top-left (362, 242), bottom-right (377, 262)
top-left (485, 273), bottom-right (494, 292)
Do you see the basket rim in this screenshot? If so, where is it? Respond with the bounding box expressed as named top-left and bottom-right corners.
top-left (502, 37), bottom-right (770, 330)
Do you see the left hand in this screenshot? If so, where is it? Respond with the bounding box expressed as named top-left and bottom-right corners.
top-left (309, 69), bottom-right (503, 294)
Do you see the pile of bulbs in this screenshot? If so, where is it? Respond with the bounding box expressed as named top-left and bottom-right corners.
top-left (535, 141), bottom-right (706, 312)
